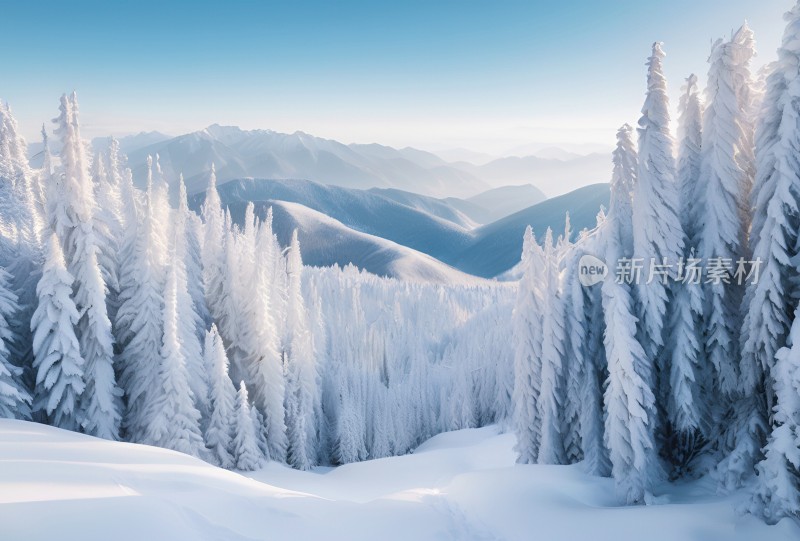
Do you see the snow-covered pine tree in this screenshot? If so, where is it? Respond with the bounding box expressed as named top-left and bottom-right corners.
top-left (90, 150), bottom-right (121, 299)
top-left (632, 43), bottom-right (684, 369)
top-left (512, 226), bottom-right (545, 464)
top-left (0, 266), bottom-right (31, 419)
top-left (216, 216), bottom-right (244, 380)
top-left (112, 160), bottom-right (141, 353)
top-left (143, 264), bottom-right (205, 458)
top-left (174, 176), bottom-right (209, 419)
top-left (667, 248), bottom-right (705, 468)
top-left (537, 228), bottom-right (566, 465)
top-left (201, 164), bottom-right (226, 327)
top-left (735, 3), bottom-right (800, 492)
top-left (603, 124), bottom-right (663, 504)
top-left (204, 325), bottom-right (236, 468)
top-left (183, 198), bottom-right (212, 335)
top-left (283, 230), bottom-right (319, 470)
top-left (31, 233), bottom-right (85, 431)
top-left (116, 159), bottom-right (166, 443)
top-left (749, 302), bottom-right (800, 523)
top-left (730, 22), bottom-right (758, 232)
top-left (1, 112), bottom-right (44, 392)
top-left (676, 74), bottom-right (703, 245)
top-left (0, 101), bottom-right (43, 246)
top-left (246, 211), bottom-right (288, 463)
top-left (562, 238), bottom-right (585, 464)
top-left (740, 9), bottom-right (800, 403)
top-left (697, 37), bottom-right (749, 400)
top-left (233, 381), bottom-right (264, 471)
top-left (49, 92), bottom-right (121, 440)
top-left (581, 263), bottom-right (611, 477)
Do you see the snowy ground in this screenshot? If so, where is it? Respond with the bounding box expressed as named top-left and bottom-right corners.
top-left (0, 420), bottom-right (797, 541)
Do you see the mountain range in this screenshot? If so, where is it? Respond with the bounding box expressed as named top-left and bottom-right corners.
top-left (92, 125), bottom-right (611, 199)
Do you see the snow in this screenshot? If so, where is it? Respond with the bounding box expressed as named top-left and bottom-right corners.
top-left (1, 419), bottom-right (796, 541)
top-left (266, 200), bottom-right (482, 285)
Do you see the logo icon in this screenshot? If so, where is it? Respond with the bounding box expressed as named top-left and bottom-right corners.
top-left (578, 254), bottom-right (608, 286)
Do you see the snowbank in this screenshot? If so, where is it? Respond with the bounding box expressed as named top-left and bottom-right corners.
top-left (0, 420), bottom-right (796, 541)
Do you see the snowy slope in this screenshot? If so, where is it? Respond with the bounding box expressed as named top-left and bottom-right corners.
top-left (226, 199), bottom-right (481, 285)
top-left (194, 178), bottom-right (476, 262)
top-left (367, 187), bottom-right (480, 228)
top-left (1, 420), bottom-right (796, 541)
top-left (126, 125), bottom-right (488, 198)
top-left (455, 183), bottom-right (610, 278)
top-left (466, 184), bottom-right (547, 224)
top-left (194, 179), bottom-right (608, 281)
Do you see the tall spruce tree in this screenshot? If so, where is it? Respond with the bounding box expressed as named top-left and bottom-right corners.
top-left (632, 43), bottom-right (684, 369)
top-left (512, 226), bottom-right (545, 464)
top-left (31, 234), bottom-right (85, 431)
top-left (603, 124), bottom-right (663, 504)
top-left (204, 325), bottom-right (236, 468)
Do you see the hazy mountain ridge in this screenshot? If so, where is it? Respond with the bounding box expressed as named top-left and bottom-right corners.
top-left (99, 124), bottom-right (610, 199)
top-left (125, 125), bottom-right (489, 198)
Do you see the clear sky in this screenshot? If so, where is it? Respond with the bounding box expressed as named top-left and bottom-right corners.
top-left (0, 0), bottom-right (792, 155)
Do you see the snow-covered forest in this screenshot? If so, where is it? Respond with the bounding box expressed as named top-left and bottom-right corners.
top-left (2, 1), bottom-right (800, 530)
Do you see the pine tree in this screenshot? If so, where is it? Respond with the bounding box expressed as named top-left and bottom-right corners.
top-left (0, 266), bottom-right (31, 419)
top-left (31, 234), bottom-right (85, 431)
top-left (174, 176), bottom-right (209, 418)
top-left (562, 245), bottom-right (586, 464)
top-left (143, 265), bottom-right (205, 458)
top-left (667, 250), bottom-right (706, 462)
top-left (730, 22), bottom-right (758, 232)
top-left (283, 230), bottom-right (319, 470)
top-left (632, 43), bottom-right (685, 365)
top-left (246, 211), bottom-right (288, 463)
top-left (90, 150), bottom-right (121, 297)
top-left (676, 74), bottom-right (703, 244)
top-left (734, 5), bottom-right (800, 493)
top-left (49, 92), bottom-right (121, 440)
top-left (116, 159), bottom-right (166, 442)
top-left (537, 228), bottom-right (566, 465)
top-left (204, 325), bottom-right (236, 468)
top-left (202, 164), bottom-right (226, 326)
top-left (740, 10), bottom-right (800, 403)
top-left (603, 124), bottom-right (662, 504)
top-left (233, 381), bottom-right (264, 471)
top-left (512, 226), bottom-right (545, 464)
top-left (581, 276), bottom-right (611, 476)
top-left (697, 37), bottom-right (748, 399)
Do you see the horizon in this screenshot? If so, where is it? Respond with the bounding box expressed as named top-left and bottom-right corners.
top-left (1, 0), bottom-right (792, 156)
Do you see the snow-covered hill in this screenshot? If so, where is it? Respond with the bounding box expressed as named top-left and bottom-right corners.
top-left (193, 178), bottom-right (609, 280)
top-left (1, 420), bottom-right (795, 541)
top-left (367, 187), bottom-right (480, 228)
top-left (193, 178), bottom-right (475, 262)
top-left (228, 199), bottom-right (481, 284)
top-left (466, 184), bottom-right (547, 224)
top-left (455, 183), bottom-right (610, 278)
top-left (126, 125), bottom-right (489, 198)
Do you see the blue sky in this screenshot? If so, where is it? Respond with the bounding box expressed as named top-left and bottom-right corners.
top-left (0, 0), bottom-right (792, 154)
